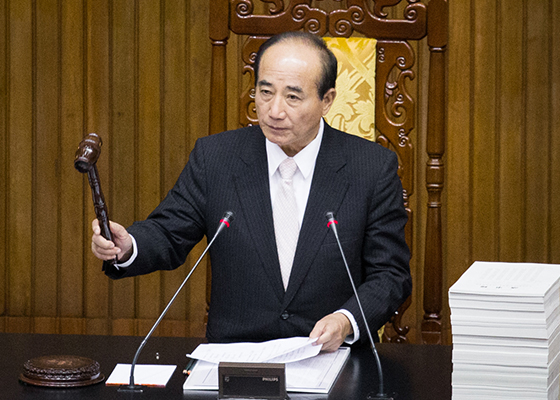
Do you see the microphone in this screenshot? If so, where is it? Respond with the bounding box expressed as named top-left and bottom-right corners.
top-left (325, 212), bottom-right (395, 400)
top-left (118, 211), bottom-right (235, 393)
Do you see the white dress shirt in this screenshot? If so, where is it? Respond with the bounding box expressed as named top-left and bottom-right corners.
top-left (266, 119), bottom-right (360, 344)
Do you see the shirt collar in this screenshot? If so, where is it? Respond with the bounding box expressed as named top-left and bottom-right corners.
top-left (266, 119), bottom-right (324, 179)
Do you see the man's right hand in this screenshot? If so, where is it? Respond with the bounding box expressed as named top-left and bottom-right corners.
top-left (91, 219), bottom-right (133, 263)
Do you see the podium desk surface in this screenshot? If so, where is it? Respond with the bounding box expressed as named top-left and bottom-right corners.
top-left (0, 333), bottom-right (451, 400)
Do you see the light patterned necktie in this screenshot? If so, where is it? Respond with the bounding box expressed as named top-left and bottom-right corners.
top-left (273, 157), bottom-right (299, 290)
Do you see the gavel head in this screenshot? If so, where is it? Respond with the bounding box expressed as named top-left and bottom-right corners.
top-left (74, 133), bottom-right (102, 173)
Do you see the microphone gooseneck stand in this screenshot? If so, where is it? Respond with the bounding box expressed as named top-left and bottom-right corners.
top-left (326, 212), bottom-right (395, 400)
top-left (118, 211), bottom-right (235, 393)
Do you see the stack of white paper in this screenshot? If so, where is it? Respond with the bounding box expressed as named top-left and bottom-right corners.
top-left (449, 261), bottom-right (560, 400)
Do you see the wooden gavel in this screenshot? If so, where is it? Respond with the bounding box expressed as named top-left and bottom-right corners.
top-left (74, 133), bottom-right (116, 266)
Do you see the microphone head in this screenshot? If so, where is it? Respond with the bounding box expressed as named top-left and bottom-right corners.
top-left (325, 211), bottom-right (338, 232)
top-left (222, 211), bottom-right (235, 224)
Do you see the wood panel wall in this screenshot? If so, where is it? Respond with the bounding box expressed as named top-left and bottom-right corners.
top-left (0, 0), bottom-right (211, 337)
top-left (444, 0), bottom-right (560, 341)
top-left (1, 0), bottom-right (559, 344)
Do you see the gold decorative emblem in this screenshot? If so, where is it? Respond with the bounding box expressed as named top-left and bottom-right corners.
top-left (324, 37), bottom-right (377, 142)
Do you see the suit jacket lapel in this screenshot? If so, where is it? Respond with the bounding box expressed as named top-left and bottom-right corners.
top-left (283, 124), bottom-right (350, 307)
top-left (233, 127), bottom-right (285, 302)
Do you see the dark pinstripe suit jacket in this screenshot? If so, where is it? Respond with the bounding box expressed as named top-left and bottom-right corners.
top-left (105, 123), bottom-right (411, 343)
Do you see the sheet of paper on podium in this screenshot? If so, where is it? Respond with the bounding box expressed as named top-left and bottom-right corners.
top-left (183, 336), bottom-right (350, 393)
top-left (105, 364), bottom-right (177, 387)
top-left (449, 261), bottom-right (560, 400)
top-left (187, 336), bottom-right (322, 363)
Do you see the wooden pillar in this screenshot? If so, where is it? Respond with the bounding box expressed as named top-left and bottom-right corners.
top-left (422, 0), bottom-right (448, 345)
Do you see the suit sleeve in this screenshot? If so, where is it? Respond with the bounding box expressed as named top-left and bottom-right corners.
top-left (341, 151), bottom-right (412, 340)
top-left (104, 139), bottom-right (208, 279)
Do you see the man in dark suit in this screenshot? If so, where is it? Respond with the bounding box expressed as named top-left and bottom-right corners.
top-left (91, 31), bottom-right (411, 352)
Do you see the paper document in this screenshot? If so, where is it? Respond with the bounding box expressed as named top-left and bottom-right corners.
top-left (449, 261), bottom-right (560, 399)
top-left (184, 347), bottom-right (350, 394)
top-left (105, 364), bottom-right (177, 387)
top-left (449, 261), bottom-right (560, 297)
top-left (187, 336), bottom-right (321, 364)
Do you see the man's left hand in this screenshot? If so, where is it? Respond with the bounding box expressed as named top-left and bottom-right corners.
top-left (309, 313), bottom-right (353, 352)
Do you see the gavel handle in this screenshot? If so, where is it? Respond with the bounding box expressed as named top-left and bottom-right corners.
top-left (87, 164), bottom-right (116, 266)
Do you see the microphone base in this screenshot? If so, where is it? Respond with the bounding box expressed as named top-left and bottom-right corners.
top-left (367, 392), bottom-right (397, 399)
top-left (118, 384), bottom-right (144, 393)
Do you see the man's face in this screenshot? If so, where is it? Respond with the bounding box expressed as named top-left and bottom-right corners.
top-left (255, 41), bottom-right (336, 157)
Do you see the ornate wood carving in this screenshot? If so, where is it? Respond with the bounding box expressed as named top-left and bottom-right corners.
top-left (375, 40), bottom-right (415, 343)
top-left (231, 0), bottom-right (329, 36)
top-left (209, 0), bottom-right (448, 345)
top-left (375, 40), bottom-right (415, 207)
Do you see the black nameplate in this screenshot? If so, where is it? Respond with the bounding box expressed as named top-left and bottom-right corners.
top-left (218, 362), bottom-right (286, 399)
